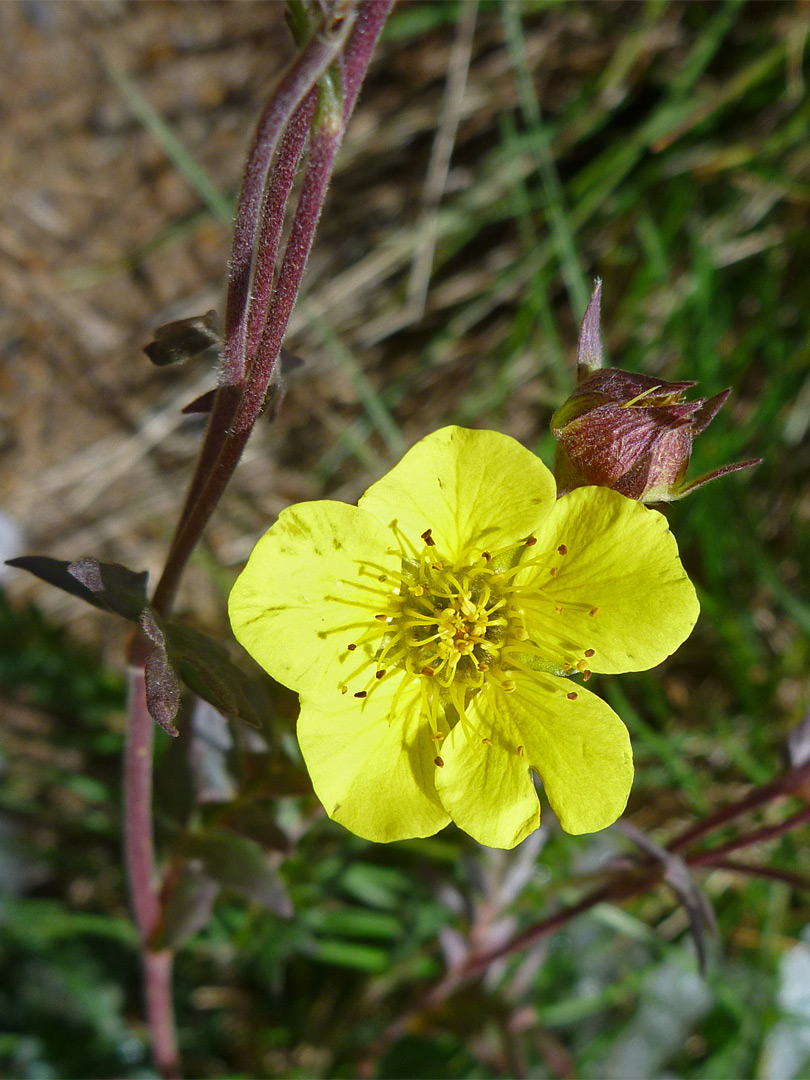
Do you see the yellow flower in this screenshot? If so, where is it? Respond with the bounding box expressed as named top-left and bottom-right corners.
top-left (229, 427), bottom-right (699, 849)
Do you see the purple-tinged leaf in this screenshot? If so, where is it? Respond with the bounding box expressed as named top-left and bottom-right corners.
top-left (140, 610), bottom-right (181, 737)
top-left (143, 310), bottom-right (220, 367)
top-left (157, 861), bottom-right (219, 950)
top-left (6, 555), bottom-right (148, 622)
top-left (576, 278), bottom-right (604, 378)
top-left (615, 820), bottom-right (717, 973)
top-left (206, 800), bottom-right (292, 855)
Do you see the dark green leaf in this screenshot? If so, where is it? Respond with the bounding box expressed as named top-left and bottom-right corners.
top-left (6, 555), bottom-right (148, 621)
top-left (186, 830), bottom-right (292, 916)
top-left (162, 620), bottom-right (274, 729)
top-left (143, 310), bottom-right (220, 367)
top-left (206, 800), bottom-right (292, 854)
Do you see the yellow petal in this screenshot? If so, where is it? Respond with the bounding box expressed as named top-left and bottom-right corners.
top-left (298, 671), bottom-right (450, 843)
top-left (437, 672), bottom-right (632, 843)
top-left (505, 672), bottom-right (633, 834)
top-left (520, 487), bottom-right (699, 674)
top-left (229, 501), bottom-right (398, 699)
top-left (435, 697), bottom-right (540, 849)
top-left (359, 426), bottom-right (556, 563)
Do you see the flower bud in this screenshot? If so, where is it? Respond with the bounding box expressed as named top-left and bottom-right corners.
top-left (551, 282), bottom-right (760, 503)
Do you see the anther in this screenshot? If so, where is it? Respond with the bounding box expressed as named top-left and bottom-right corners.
top-left (584, 649), bottom-right (595, 658)
top-left (562, 662), bottom-right (571, 670)
top-left (525, 536), bottom-right (537, 547)
top-left (554, 605), bottom-right (563, 615)
top-left (517, 745), bottom-right (525, 757)
top-left (354, 691), bottom-right (367, 699)
top-left (421, 528), bottom-right (435, 547)
top-left (567, 691), bottom-right (578, 700)
top-left (375, 670), bottom-right (386, 679)
top-left (482, 737), bottom-right (493, 746)
top-left (550, 567), bottom-right (557, 577)
top-left (340, 686), bottom-right (348, 695)
top-left (434, 755), bottom-right (444, 768)
top-left (577, 660), bottom-right (587, 672)
top-left (582, 670), bottom-right (592, 681)
top-left (431, 732), bottom-right (444, 742)
top-left (482, 551), bottom-right (491, 561)
top-left (375, 614), bottom-right (389, 622)
top-left (558, 544), bottom-right (568, 555)
top-left (589, 607), bottom-right (599, 617)
top-left (421, 667), bottom-right (435, 677)
top-left (347, 643), bottom-right (357, 651)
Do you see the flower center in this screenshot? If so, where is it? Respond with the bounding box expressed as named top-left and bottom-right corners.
top-left (362, 529), bottom-right (561, 716)
top-left (341, 529), bottom-right (598, 754)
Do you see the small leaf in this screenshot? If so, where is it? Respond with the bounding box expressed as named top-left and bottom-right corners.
top-left (157, 862), bottom-right (218, 950)
top-left (181, 388), bottom-right (218, 415)
top-left (6, 555), bottom-right (148, 621)
top-left (162, 620), bottom-right (274, 729)
top-left (576, 278), bottom-right (603, 377)
top-left (189, 700), bottom-right (237, 804)
top-left (187, 829), bottom-right (292, 916)
top-left (208, 800), bottom-right (292, 854)
top-left (240, 753), bottom-right (313, 798)
top-left (143, 310), bottom-right (220, 367)
top-left (141, 610), bottom-right (181, 736)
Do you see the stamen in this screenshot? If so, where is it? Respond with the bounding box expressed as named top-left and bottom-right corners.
top-left (557, 544), bottom-right (568, 555)
top-left (421, 528), bottom-right (436, 547)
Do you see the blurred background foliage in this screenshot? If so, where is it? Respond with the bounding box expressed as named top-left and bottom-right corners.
top-left (2, 0), bottom-right (810, 1076)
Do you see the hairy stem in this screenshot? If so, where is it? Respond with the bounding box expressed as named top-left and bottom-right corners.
top-left (223, 1), bottom-right (357, 385)
top-left (152, 0), bottom-right (392, 617)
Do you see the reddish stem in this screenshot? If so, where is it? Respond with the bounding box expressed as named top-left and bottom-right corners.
top-left (710, 859), bottom-right (810, 892)
top-left (669, 758), bottom-right (810, 854)
top-left (341, 0), bottom-right (395, 118)
top-left (236, 120), bottom-right (343, 430)
top-left (125, 665), bottom-right (160, 937)
top-left (686, 803), bottom-right (810, 868)
top-left (144, 950), bottom-right (181, 1080)
top-left (125, 664), bottom-right (180, 1078)
top-left (223, 3), bottom-right (357, 385)
top-left (247, 92), bottom-right (317, 357)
